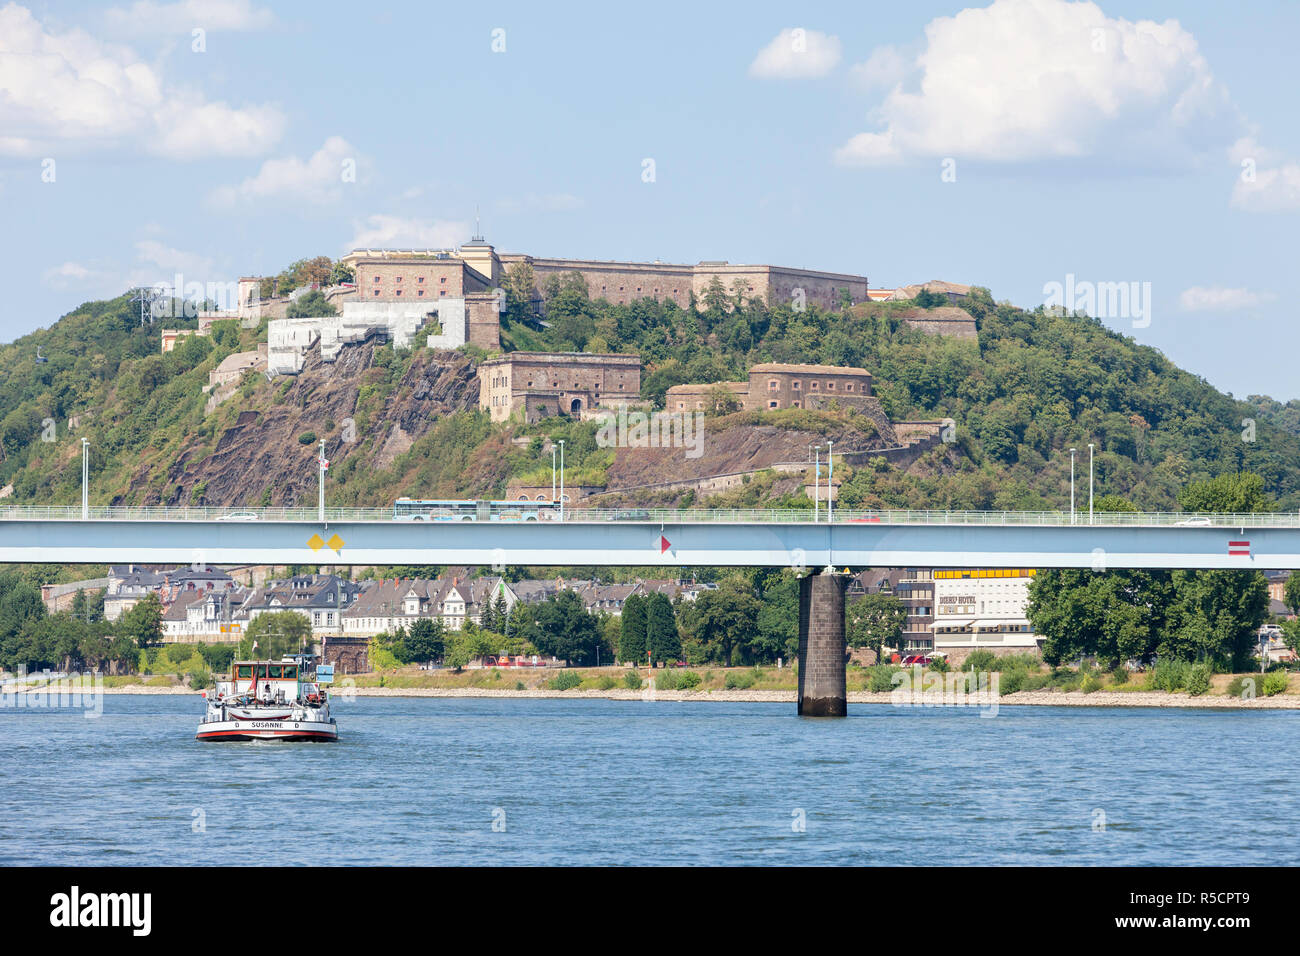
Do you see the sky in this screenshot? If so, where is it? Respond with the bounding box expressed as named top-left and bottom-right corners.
top-left (1, 0), bottom-right (1297, 400)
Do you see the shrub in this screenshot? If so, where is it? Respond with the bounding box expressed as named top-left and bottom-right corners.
top-left (1081, 674), bottom-right (1102, 694)
top-left (1111, 666), bottom-right (1129, 685)
top-left (298, 432), bottom-right (317, 444)
top-left (999, 670), bottom-right (1024, 695)
top-left (867, 665), bottom-right (902, 693)
top-left (1186, 663), bottom-right (1212, 697)
top-left (927, 656), bottom-right (950, 673)
top-left (724, 671), bottom-right (755, 690)
top-left (514, 680), bottom-right (526, 691)
top-left (596, 675), bottom-right (618, 690)
top-left (676, 671), bottom-right (702, 690)
top-left (547, 670), bottom-right (582, 691)
top-left (1262, 671), bottom-right (1290, 697)
top-left (622, 671), bottom-right (642, 690)
top-left (1226, 675), bottom-right (1259, 699)
top-left (1022, 673), bottom-right (1052, 692)
top-left (188, 668), bottom-right (212, 690)
top-left (1150, 659), bottom-right (1190, 692)
top-left (964, 650), bottom-right (996, 672)
top-left (657, 669), bottom-right (680, 690)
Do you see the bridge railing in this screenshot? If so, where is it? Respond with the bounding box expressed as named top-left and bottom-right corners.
top-left (0, 505), bottom-right (1297, 527)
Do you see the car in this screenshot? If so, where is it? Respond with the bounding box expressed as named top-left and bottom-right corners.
top-left (215, 512), bottom-right (260, 522)
top-left (846, 516), bottom-right (881, 523)
top-left (899, 654), bottom-right (930, 666)
top-left (605, 509), bottom-right (651, 521)
top-left (1175, 516), bottom-right (1213, 526)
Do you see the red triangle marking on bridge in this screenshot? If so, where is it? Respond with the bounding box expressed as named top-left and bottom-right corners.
top-left (660, 535), bottom-right (671, 554)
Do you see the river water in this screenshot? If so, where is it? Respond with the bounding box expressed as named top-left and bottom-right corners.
top-left (2, 695), bottom-right (1296, 865)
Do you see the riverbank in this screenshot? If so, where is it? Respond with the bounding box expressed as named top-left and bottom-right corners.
top-left (42, 683), bottom-right (1300, 707)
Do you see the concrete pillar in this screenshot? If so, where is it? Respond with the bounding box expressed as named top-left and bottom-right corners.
top-left (797, 572), bottom-right (847, 716)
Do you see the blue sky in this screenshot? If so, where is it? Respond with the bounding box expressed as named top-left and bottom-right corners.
top-left (2, 0), bottom-right (1298, 399)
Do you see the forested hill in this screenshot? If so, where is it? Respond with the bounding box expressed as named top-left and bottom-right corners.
top-left (0, 276), bottom-right (1297, 513)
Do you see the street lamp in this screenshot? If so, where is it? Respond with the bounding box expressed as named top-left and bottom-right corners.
top-left (826, 440), bottom-right (835, 524)
top-left (813, 445), bottom-right (822, 522)
top-left (557, 439), bottom-right (565, 521)
top-left (318, 439), bottom-right (328, 523)
top-left (81, 438), bottom-right (89, 520)
top-left (551, 442), bottom-right (557, 503)
top-left (1088, 443), bottom-right (1095, 525)
top-left (1069, 448), bottom-right (1077, 525)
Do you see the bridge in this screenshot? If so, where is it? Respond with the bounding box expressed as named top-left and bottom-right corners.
top-left (4, 505), bottom-right (1297, 717)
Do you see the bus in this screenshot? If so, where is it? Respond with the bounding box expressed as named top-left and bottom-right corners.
top-left (392, 498), bottom-right (560, 521)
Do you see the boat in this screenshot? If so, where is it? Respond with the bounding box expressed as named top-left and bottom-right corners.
top-left (196, 655), bottom-right (339, 742)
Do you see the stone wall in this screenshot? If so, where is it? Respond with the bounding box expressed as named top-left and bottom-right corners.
top-left (798, 573), bottom-right (848, 716)
top-left (898, 306), bottom-right (978, 339)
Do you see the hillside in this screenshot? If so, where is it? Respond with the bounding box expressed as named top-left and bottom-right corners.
top-left (0, 279), bottom-right (1297, 514)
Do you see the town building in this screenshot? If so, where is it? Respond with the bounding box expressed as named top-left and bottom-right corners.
top-left (161, 589), bottom-right (249, 644)
top-left (849, 569), bottom-right (935, 656)
top-left (241, 574), bottom-right (361, 635)
top-left (478, 351), bottom-right (642, 423)
top-left (930, 568), bottom-right (1042, 660)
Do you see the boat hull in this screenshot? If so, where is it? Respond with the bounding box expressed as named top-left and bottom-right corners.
top-left (195, 718), bottom-right (338, 742)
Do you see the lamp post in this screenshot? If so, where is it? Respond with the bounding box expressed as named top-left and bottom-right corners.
top-left (551, 443), bottom-right (557, 503)
top-left (318, 439), bottom-right (328, 523)
top-left (813, 445), bottom-right (821, 522)
top-left (558, 439), bottom-right (565, 521)
top-left (1069, 447), bottom-right (1077, 525)
top-left (1088, 443), bottom-right (1095, 525)
top-left (81, 438), bottom-right (89, 520)
top-left (826, 440), bottom-right (835, 524)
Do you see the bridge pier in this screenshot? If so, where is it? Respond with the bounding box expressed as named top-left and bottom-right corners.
top-left (797, 571), bottom-right (847, 717)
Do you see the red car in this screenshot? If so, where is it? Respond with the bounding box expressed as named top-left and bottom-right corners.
top-left (898, 655), bottom-right (931, 666)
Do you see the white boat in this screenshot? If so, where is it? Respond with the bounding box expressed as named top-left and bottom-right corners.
top-left (196, 656), bottom-right (339, 742)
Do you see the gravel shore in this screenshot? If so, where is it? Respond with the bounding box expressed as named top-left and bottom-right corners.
top-left (66, 685), bottom-right (1300, 707)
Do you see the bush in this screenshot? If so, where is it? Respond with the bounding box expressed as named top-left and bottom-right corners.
top-left (514, 680), bottom-right (526, 691)
top-left (657, 669), bottom-right (680, 690)
top-left (1186, 663), bottom-right (1212, 697)
top-left (1111, 666), bottom-right (1129, 685)
top-left (998, 670), bottom-right (1025, 695)
top-left (1150, 659), bottom-right (1190, 692)
top-left (188, 668), bottom-right (212, 690)
top-left (622, 671), bottom-right (642, 690)
top-left (724, 671), bottom-right (755, 690)
top-left (927, 656), bottom-right (950, 673)
top-left (1022, 673), bottom-right (1052, 692)
top-left (964, 650), bottom-right (996, 672)
top-left (1081, 674), bottom-right (1103, 694)
top-left (298, 432), bottom-right (317, 445)
top-left (676, 671), bottom-right (702, 690)
top-left (547, 670), bottom-right (582, 691)
top-left (1262, 671), bottom-right (1290, 697)
top-left (867, 665), bottom-right (902, 693)
top-left (596, 675), bottom-right (617, 690)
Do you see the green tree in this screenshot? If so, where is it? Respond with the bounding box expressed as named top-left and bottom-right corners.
top-left (528, 590), bottom-right (601, 666)
top-left (847, 592), bottom-right (906, 660)
top-left (286, 290), bottom-right (338, 319)
top-left (619, 592), bottom-right (647, 663)
top-left (405, 617), bottom-right (446, 664)
top-left (645, 592), bottom-right (679, 665)
top-left (240, 610), bottom-right (312, 659)
top-left (690, 578), bottom-right (761, 666)
top-left (118, 593), bottom-right (163, 649)
top-left (1284, 570), bottom-right (1300, 616)
top-left (1177, 472), bottom-right (1274, 513)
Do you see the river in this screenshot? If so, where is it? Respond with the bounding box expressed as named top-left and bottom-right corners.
top-left (2, 695), bottom-right (1296, 865)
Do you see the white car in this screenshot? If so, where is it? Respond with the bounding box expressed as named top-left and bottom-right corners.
top-left (215, 512), bottom-right (260, 522)
top-left (1175, 516), bottom-right (1213, 527)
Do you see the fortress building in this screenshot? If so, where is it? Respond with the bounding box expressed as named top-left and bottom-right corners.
top-left (478, 352), bottom-right (641, 423)
top-left (666, 363), bottom-right (874, 413)
top-left (341, 235), bottom-right (870, 313)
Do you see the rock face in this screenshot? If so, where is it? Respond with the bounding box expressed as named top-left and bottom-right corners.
top-left (138, 343), bottom-right (479, 507)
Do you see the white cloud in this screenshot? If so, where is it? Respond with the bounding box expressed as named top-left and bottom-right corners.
top-left (104, 0), bottom-right (274, 33)
top-left (1231, 161), bottom-right (1300, 212)
top-left (749, 28), bottom-right (841, 79)
top-left (134, 240), bottom-right (215, 276)
top-left (209, 137), bottom-right (361, 206)
top-left (346, 216), bottom-right (470, 251)
top-left (42, 261), bottom-right (110, 289)
top-left (1178, 286), bottom-right (1276, 312)
top-left (0, 2), bottom-right (282, 158)
top-left (834, 0), bottom-right (1238, 167)
top-left (849, 45), bottom-right (908, 91)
